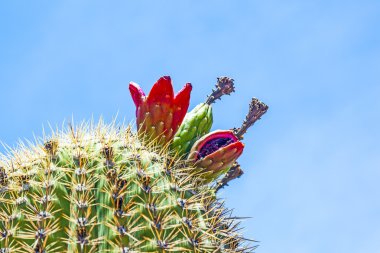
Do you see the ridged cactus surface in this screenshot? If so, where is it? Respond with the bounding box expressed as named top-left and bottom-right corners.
top-left (0, 76), bottom-right (268, 252)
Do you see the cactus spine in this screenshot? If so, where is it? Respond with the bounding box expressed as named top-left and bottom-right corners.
top-left (0, 76), bottom-right (267, 252)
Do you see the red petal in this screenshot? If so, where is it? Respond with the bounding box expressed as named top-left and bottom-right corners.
top-left (172, 83), bottom-right (192, 131)
top-left (147, 76), bottom-right (174, 104)
top-left (129, 82), bottom-right (146, 107)
top-left (199, 141), bottom-right (244, 173)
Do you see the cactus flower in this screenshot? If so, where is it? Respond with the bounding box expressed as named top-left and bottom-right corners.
top-left (188, 130), bottom-right (244, 179)
top-left (129, 76), bottom-right (192, 144)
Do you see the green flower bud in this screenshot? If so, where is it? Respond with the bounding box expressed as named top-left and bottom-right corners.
top-left (171, 103), bottom-right (213, 156)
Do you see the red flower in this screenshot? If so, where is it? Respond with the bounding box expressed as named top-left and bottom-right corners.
top-left (129, 76), bottom-right (192, 144)
top-left (188, 130), bottom-right (244, 178)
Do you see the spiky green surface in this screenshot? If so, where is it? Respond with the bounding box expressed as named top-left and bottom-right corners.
top-left (0, 122), bottom-right (250, 253)
top-left (171, 103), bottom-right (213, 157)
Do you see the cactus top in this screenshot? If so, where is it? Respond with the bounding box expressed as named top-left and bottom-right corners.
top-left (0, 75), bottom-right (268, 253)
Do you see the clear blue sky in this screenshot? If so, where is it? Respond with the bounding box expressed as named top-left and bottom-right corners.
top-left (0, 1), bottom-right (379, 252)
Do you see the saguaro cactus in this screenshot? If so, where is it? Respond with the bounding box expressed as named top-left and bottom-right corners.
top-left (0, 76), bottom-right (268, 253)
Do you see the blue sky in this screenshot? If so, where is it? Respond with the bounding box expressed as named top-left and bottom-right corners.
top-left (0, 1), bottom-right (379, 252)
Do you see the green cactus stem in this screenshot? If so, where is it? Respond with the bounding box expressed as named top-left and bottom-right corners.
top-left (0, 122), bottom-right (250, 252)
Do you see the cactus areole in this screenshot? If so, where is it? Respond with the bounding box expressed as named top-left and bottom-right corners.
top-left (0, 76), bottom-right (268, 253)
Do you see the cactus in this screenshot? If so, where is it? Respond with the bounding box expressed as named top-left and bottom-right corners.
top-left (0, 76), bottom-right (267, 252)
